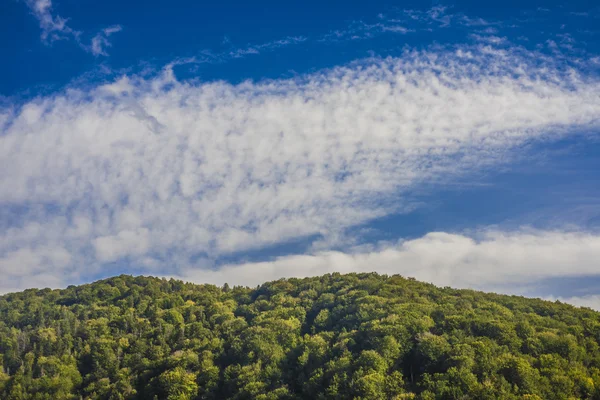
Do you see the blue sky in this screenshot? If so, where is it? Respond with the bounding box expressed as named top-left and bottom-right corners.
top-left (2, 0), bottom-right (600, 308)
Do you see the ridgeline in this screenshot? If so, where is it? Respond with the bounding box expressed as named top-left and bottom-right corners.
top-left (1, 273), bottom-right (600, 399)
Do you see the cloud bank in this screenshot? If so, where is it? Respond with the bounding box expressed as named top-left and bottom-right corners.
top-left (551, 295), bottom-right (600, 311)
top-left (1, 42), bottom-right (600, 293)
top-left (178, 229), bottom-right (600, 299)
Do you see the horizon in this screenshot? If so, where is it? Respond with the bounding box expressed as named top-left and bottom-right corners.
top-left (0, 271), bottom-right (589, 313)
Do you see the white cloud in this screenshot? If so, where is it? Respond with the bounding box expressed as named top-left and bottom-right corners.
top-left (0, 245), bottom-right (72, 292)
top-left (178, 229), bottom-right (600, 304)
top-left (1, 43), bottom-right (600, 292)
top-left (93, 228), bottom-right (150, 263)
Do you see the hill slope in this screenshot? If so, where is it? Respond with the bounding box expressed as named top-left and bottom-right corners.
top-left (1, 273), bottom-right (600, 399)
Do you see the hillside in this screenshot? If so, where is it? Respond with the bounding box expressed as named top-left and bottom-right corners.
top-left (1, 273), bottom-right (600, 399)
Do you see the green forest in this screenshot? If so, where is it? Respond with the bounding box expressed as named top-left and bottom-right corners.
top-left (2, 273), bottom-right (600, 399)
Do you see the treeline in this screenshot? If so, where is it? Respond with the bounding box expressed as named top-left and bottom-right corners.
top-left (1, 273), bottom-right (600, 399)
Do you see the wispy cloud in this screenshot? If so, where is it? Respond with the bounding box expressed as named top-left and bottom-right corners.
top-left (178, 6), bottom-right (496, 66)
top-left (1, 40), bottom-right (600, 292)
top-left (228, 36), bottom-right (307, 59)
top-left (148, 5), bottom-right (592, 76)
top-left (401, 5), bottom-right (496, 29)
top-left (24, 0), bottom-right (80, 42)
top-left (569, 11), bottom-right (590, 17)
top-left (318, 20), bottom-right (413, 43)
top-left (23, 0), bottom-right (121, 56)
top-left (317, 6), bottom-right (503, 44)
top-left (90, 25), bottom-right (123, 56)
top-left (164, 36), bottom-right (309, 71)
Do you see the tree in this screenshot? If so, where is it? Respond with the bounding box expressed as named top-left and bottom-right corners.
top-left (158, 367), bottom-right (198, 400)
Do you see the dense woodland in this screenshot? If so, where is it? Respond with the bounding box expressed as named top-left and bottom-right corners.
top-left (2, 273), bottom-right (600, 399)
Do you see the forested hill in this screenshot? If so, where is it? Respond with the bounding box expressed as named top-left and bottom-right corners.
top-left (1, 274), bottom-right (600, 400)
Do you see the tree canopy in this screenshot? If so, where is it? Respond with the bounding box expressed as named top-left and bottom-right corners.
top-left (1, 272), bottom-right (600, 399)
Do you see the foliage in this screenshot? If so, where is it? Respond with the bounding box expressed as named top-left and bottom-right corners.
top-left (1, 273), bottom-right (600, 399)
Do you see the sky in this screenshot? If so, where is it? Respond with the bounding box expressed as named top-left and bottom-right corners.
top-left (2, 0), bottom-right (600, 308)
